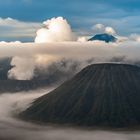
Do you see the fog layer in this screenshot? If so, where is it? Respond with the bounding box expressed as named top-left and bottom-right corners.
top-left (0, 88), bottom-right (140, 140)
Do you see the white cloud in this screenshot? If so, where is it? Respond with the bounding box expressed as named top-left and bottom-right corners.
top-left (92, 24), bottom-right (105, 33)
top-left (0, 41), bottom-right (21, 44)
top-left (105, 27), bottom-right (116, 35)
top-left (0, 40), bottom-right (139, 80)
top-left (77, 36), bottom-right (88, 42)
top-left (0, 17), bottom-right (41, 40)
top-left (92, 23), bottom-right (116, 35)
top-left (8, 56), bottom-right (36, 80)
top-left (129, 34), bottom-right (140, 42)
top-left (35, 17), bottom-right (76, 43)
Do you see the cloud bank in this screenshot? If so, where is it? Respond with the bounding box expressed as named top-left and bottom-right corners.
top-left (1, 16), bottom-right (140, 80)
top-left (0, 41), bottom-right (139, 80)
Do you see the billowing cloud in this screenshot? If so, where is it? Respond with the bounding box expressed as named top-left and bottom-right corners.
top-left (8, 56), bottom-right (36, 80)
top-left (35, 17), bottom-right (76, 43)
top-left (92, 24), bottom-right (105, 32)
top-left (92, 23), bottom-right (116, 35)
top-left (105, 26), bottom-right (116, 35)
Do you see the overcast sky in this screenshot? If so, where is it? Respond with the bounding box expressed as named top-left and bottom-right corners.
top-left (0, 0), bottom-right (140, 41)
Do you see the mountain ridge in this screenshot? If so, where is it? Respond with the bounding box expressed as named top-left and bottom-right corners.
top-left (88, 33), bottom-right (117, 43)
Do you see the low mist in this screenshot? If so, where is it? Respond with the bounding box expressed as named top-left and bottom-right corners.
top-left (0, 87), bottom-right (139, 140)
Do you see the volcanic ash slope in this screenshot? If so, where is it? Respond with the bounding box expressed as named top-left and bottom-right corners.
top-left (20, 63), bottom-right (140, 127)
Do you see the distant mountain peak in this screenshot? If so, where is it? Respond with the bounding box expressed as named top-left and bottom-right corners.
top-left (88, 33), bottom-right (117, 43)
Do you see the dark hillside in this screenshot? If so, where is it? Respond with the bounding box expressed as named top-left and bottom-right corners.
top-left (21, 63), bottom-right (140, 127)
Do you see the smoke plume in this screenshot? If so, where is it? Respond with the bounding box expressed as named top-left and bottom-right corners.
top-left (8, 56), bottom-right (36, 80)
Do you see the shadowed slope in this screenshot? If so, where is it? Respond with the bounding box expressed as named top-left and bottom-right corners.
top-left (21, 63), bottom-right (140, 127)
top-left (88, 33), bottom-right (117, 43)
